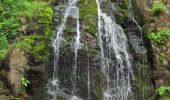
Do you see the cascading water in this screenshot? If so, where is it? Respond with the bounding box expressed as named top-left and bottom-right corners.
top-left (128, 0), bottom-right (143, 46)
top-left (48, 0), bottom-right (81, 99)
top-left (128, 0), bottom-right (149, 99)
top-left (72, 4), bottom-right (81, 94)
top-left (96, 0), bottom-right (134, 100)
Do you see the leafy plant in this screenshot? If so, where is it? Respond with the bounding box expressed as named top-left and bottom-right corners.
top-left (159, 52), bottom-right (165, 64)
top-left (152, 1), bottom-right (166, 16)
top-left (147, 29), bottom-right (170, 44)
top-left (156, 86), bottom-right (170, 99)
top-left (21, 76), bottom-right (30, 88)
top-left (0, 0), bottom-right (53, 61)
top-left (151, 1), bottom-right (166, 32)
top-left (0, 19), bottom-right (19, 39)
top-left (20, 75), bottom-right (30, 95)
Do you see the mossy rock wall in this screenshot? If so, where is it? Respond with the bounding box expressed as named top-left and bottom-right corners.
top-left (0, 0), bottom-right (53, 99)
top-left (53, 0), bottom-right (153, 100)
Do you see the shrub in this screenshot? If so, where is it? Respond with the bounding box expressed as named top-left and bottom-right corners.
top-left (156, 86), bottom-right (170, 96)
top-left (0, 0), bottom-right (53, 60)
top-left (152, 1), bottom-right (166, 17)
top-left (21, 76), bottom-right (30, 88)
top-left (147, 29), bottom-right (170, 44)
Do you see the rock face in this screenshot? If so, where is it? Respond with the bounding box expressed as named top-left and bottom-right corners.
top-left (151, 40), bottom-right (170, 86)
top-left (1, 0), bottom-right (169, 99)
top-left (0, 0), bottom-right (53, 99)
top-left (1, 47), bottom-right (47, 99)
top-left (52, 0), bottom-right (154, 100)
top-left (135, 0), bottom-right (170, 99)
top-left (7, 48), bottom-right (29, 96)
top-left (2, 47), bottom-right (45, 97)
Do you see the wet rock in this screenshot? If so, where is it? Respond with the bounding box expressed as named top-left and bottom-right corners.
top-left (7, 48), bottom-right (29, 96)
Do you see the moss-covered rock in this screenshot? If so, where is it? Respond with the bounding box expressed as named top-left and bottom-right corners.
top-left (79, 0), bottom-right (98, 36)
top-left (131, 0), bottom-right (145, 26)
top-left (0, 0), bottom-right (53, 99)
top-left (114, 3), bottom-right (128, 25)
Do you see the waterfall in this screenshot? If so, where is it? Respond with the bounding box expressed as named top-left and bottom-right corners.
top-left (128, 0), bottom-right (143, 46)
top-left (48, 0), bottom-right (81, 99)
top-left (96, 0), bottom-right (134, 100)
top-left (86, 44), bottom-right (91, 100)
top-left (128, 0), bottom-right (148, 100)
top-left (72, 4), bottom-right (81, 94)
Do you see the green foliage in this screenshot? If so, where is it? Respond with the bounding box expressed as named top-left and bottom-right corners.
top-left (115, 4), bottom-right (128, 25)
top-left (0, 0), bottom-right (53, 61)
top-left (34, 3), bottom-right (53, 38)
top-left (149, 16), bottom-right (155, 23)
top-left (0, 33), bottom-right (8, 60)
top-left (156, 86), bottom-right (170, 99)
top-left (21, 76), bottom-right (30, 87)
top-left (35, 4), bottom-right (53, 24)
top-left (13, 35), bottom-right (50, 62)
top-left (147, 29), bottom-right (170, 44)
top-left (0, 19), bottom-right (19, 39)
top-left (88, 48), bottom-right (97, 57)
top-left (159, 52), bottom-right (165, 64)
top-left (0, 0), bottom-right (51, 18)
top-left (20, 75), bottom-right (30, 95)
top-left (79, 0), bottom-right (98, 35)
top-left (152, 1), bottom-right (166, 16)
top-left (142, 25), bottom-right (148, 34)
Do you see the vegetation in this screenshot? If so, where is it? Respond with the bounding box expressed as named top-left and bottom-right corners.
top-left (0, 0), bottom-right (53, 61)
top-left (21, 76), bottom-right (30, 88)
top-left (147, 29), bottom-right (170, 44)
top-left (79, 0), bottom-right (97, 35)
top-left (159, 52), bottom-right (165, 64)
top-left (0, 33), bottom-right (8, 60)
top-left (0, 1), bottom-right (53, 97)
top-left (20, 75), bottom-right (30, 95)
top-left (152, 1), bottom-right (166, 16)
top-left (13, 35), bottom-right (50, 62)
top-left (151, 1), bottom-right (166, 32)
top-left (156, 86), bottom-right (170, 99)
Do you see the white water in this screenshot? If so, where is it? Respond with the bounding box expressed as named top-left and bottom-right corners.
top-left (128, 0), bottom-right (148, 99)
top-left (128, 0), bottom-right (143, 46)
top-left (48, 0), bottom-right (81, 99)
top-left (86, 45), bottom-right (91, 100)
top-left (96, 0), bottom-right (133, 100)
top-left (72, 3), bottom-right (81, 94)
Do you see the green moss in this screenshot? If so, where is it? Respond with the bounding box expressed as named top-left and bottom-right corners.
top-left (13, 35), bottom-right (50, 62)
top-left (118, 0), bottom-right (128, 9)
top-left (131, 0), bottom-right (145, 26)
top-left (35, 3), bottom-right (53, 24)
top-left (115, 4), bottom-right (128, 25)
top-left (142, 24), bottom-right (148, 35)
top-left (32, 2), bottom-right (53, 38)
top-left (0, 33), bottom-right (8, 61)
top-left (152, 1), bottom-right (166, 17)
top-left (64, 33), bottom-right (74, 42)
top-left (159, 52), bottom-right (165, 65)
top-left (88, 48), bottom-right (97, 57)
top-left (96, 72), bottom-right (103, 100)
top-left (65, 17), bottom-right (74, 34)
top-left (79, 0), bottom-right (98, 35)
top-left (0, 0), bottom-right (53, 62)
